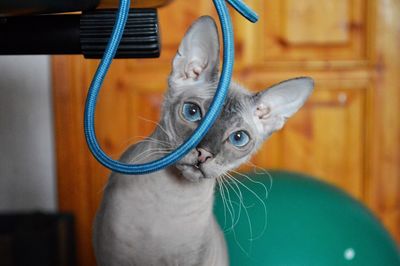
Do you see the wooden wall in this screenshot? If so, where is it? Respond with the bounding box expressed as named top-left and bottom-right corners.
top-left (52, 1), bottom-right (400, 265)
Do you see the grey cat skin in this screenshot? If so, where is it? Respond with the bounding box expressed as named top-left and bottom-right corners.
top-left (93, 16), bottom-right (314, 266)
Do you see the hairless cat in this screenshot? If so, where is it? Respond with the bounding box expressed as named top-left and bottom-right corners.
top-left (93, 16), bottom-right (314, 266)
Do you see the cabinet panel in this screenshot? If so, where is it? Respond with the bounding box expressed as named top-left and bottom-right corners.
top-left (282, 88), bottom-right (366, 197)
top-left (284, 0), bottom-right (349, 44)
top-left (247, 0), bottom-right (367, 62)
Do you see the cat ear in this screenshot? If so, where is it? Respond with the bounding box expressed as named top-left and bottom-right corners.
top-left (169, 16), bottom-right (220, 87)
top-left (253, 77), bottom-right (314, 137)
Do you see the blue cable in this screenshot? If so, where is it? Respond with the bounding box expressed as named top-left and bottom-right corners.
top-left (84, 0), bottom-right (258, 174)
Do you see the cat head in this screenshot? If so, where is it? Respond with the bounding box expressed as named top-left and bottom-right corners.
top-left (161, 16), bottom-right (314, 181)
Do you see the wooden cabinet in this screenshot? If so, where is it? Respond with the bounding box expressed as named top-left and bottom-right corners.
top-left (251, 85), bottom-right (368, 199)
top-left (53, 1), bottom-right (400, 265)
top-left (259, 0), bottom-right (368, 62)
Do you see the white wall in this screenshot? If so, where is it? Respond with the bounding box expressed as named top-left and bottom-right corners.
top-left (0, 55), bottom-right (56, 212)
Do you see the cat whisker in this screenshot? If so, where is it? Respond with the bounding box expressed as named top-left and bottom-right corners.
top-left (244, 161), bottom-right (274, 191)
top-left (221, 174), bottom-right (243, 229)
top-left (137, 151), bottom-right (172, 164)
top-left (219, 175), bottom-right (238, 230)
top-left (217, 177), bottom-right (236, 232)
top-left (218, 174), bottom-right (251, 256)
top-left (216, 178), bottom-right (228, 229)
top-left (129, 147), bottom-right (172, 160)
top-left (129, 148), bottom-right (172, 163)
top-left (220, 176), bottom-right (237, 223)
top-left (217, 176), bottom-right (239, 232)
top-left (224, 172), bottom-right (254, 254)
top-left (217, 173), bottom-right (252, 256)
top-left (226, 173), bottom-right (268, 241)
top-left (105, 136), bottom-right (171, 156)
top-left (136, 136), bottom-right (172, 146)
top-left (133, 150), bottom-right (172, 164)
top-left (230, 169), bottom-right (270, 200)
top-left (126, 136), bottom-right (172, 148)
top-left (224, 173), bottom-right (253, 209)
top-left (138, 140), bottom-right (172, 150)
top-left (137, 116), bottom-right (172, 140)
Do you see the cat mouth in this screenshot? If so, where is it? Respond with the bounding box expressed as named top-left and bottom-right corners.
top-left (176, 163), bottom-right (207, 179)
top-left (187, 164), bottom-right (204, 174)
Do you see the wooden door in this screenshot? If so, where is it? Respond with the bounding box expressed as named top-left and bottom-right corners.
top-left (52, 1), bottom-right (400, 265)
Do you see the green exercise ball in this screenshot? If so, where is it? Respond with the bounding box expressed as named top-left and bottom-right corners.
top-left (213, 171), bottom-right (400, 266)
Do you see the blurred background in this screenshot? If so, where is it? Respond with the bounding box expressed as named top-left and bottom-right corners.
top-left (0, 0), bottom-right (399, 265)
top-left (0, 55), bottom-right (55, 212)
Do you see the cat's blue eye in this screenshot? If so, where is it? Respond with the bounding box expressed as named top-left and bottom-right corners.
top-left (229, 130), bottom-right (250, 148)
top-left (182, 102), bottom-right (202, 122)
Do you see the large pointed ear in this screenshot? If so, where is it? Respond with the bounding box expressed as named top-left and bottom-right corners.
top-left (253, 77), bottom-right (314, 137)
top-left (169, 16), bottom-right (220, 87)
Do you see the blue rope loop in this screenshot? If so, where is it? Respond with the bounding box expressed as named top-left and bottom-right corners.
top-left (84, 0), bottom-right (258, 174)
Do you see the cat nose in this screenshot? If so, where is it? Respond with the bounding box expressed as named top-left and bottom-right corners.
top-left (196, 148), bottom-right (213, 163)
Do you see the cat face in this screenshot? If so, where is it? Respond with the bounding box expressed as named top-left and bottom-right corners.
top-left (161, 16), bottom-right (314, 181)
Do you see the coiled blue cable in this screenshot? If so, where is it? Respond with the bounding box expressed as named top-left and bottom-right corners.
top-left (84, 0), bottom-right (258, 174)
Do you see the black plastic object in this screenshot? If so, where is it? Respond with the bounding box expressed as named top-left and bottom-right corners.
top-left (0, 9), bottom-right (160, 59)
top-left (0, 15), bottom-right (81, 55)
top-left (0, 212), bottom-right (76, 266)
top-left (0, 0), bottom-right (99, 16)
top-left (81, 9), bottom-right (160, 58)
